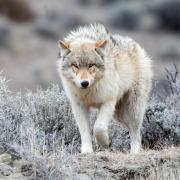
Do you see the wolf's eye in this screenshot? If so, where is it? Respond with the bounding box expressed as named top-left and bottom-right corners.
top-left (89, 64), bottom-right (95, 68)
top-left (72, 64), bottom-right (78, 68)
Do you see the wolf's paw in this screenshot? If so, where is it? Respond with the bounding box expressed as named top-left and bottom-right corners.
top-left (94, 128), bottom-right (111, 148)
top-left (81, 145), bottom-right (93, 154)
top-left (130, 148), bottom-right (140, 154)
top-left (130, 141), bottom-right (141, 154)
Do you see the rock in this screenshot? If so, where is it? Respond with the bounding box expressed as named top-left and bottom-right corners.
top-left (34, 13), bottom-right (83, 40)
top-left (99, 0), bottom-right (122, 5)
top-left (77, 0), bottom-right (91, 5)
top-left (109, 10), bottom-right (141, 29)
top-left (159, 46), bottom-right (180, 60)
top-left (0, 26), bottom-right (10, 49)
top-left (34, 22), bottom-right (60, 40)
top-left (0, 0), bottom-right (35, 22)
top-left (0, 153), bottom-right (46, 179)
top-left (0, 163), bottom-right (13, 176)
top-left (21, 164), bottom-right (33, 176)
top-left (77, 0), bottom-right (123, 6)
top-left (108, 4), bottom-right (143, 30)
top-left (99, 155), bottom-right (109, 162)
top-left (2, 144), bottom-right (22, 161)
top-left (151, 0), bottom-right (180, 31)
top-left (46, 13), bottom-right (80, 29)
top-left (0, 154), bottom-right (11, 164)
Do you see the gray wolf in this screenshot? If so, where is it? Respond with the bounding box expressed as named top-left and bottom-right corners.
top-left (57, 24), bottom-right (152, 154)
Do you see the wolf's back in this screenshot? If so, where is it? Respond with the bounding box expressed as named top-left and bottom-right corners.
top-left (65, 24), bottom-right (139, 55)
top-left (65, 24), bottom-right (109, 42)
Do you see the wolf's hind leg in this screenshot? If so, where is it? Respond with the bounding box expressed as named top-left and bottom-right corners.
top-left (94, 100), bottom-right (116, 148)
top-left (115, 90), bottom-right (148, 154)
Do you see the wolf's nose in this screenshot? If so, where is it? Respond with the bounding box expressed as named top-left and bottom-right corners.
top-left (81, 81), bottom-right (89, 88)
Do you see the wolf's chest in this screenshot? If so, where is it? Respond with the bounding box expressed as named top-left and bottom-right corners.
top-left (82, 93), bottom-right (102, 108)
top-left (79, 85), bottom-right (111, 108)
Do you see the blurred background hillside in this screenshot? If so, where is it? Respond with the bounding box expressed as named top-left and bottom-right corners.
top-left (0, 0), bottom-right (180, 92)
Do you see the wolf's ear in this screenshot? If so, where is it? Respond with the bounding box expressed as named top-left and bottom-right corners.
top-left (95, 39), bottom-right (107, 49)
top-left (58, 40), bottom-right (71, 58)
top-left (58, 40), bottom-right (70, 49)
top-left (95, 40), bottom-right (107, 59)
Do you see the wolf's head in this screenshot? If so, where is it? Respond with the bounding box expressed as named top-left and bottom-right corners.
top-left (58, 39), bottom-right (107, 89)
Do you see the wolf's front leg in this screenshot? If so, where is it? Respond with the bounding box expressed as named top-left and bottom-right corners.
top-left (94, 100), bottom-right (116, 148)
top-left (71, 102), bottom-right (93, 154)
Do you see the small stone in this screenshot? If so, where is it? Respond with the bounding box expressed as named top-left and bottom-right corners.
top-left (21, 164), bottom-right (33, 176)
top-left (0, 163), bottom-right (13, 176)
top-left (0, 153), bottom-right (12, 164)
top-left (99, 156), bottom-right (109, 162)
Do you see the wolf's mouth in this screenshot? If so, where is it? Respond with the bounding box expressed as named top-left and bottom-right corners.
top-left (81, 86), bottom-right (89, 89)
